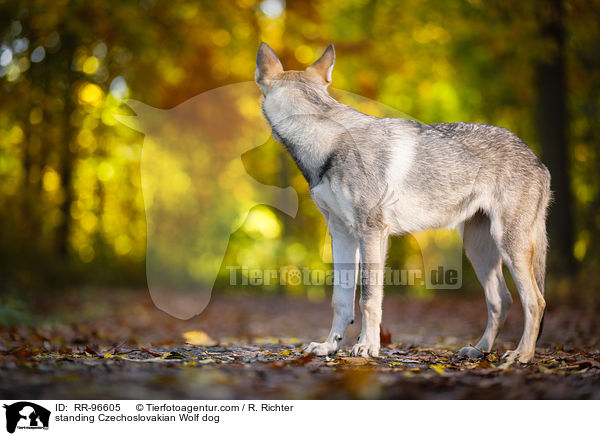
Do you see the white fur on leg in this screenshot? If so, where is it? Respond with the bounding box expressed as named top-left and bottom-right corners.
top-left (350, 327), bottom-right (380, 357)
top-left (350, 299), bottom-right (382, 357)
top-left (304, 339), bottom-right (340, 356)
top-left (349, 229), bottom-right (387, 358)
top-left (351, 342), bottom-right (380, 357)
top-left (304, 220), bottom-right (358, 356)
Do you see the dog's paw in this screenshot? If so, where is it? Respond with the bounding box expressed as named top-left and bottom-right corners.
top-left (350, 342), bottom-right (379, 358)
top-left (502, 349), bottom-right (532, 364)
top-left (457, 346), bottom-right (484, 359)
top-left (304, 341), bottom-right (338, 356)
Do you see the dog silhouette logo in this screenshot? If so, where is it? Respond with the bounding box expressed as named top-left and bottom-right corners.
top-left (116, 82), bottom-right (299, 320)
top-left (3, 402), bottom-right (50, 433)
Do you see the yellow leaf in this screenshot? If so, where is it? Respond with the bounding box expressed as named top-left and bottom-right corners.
top-left (430, 365), bottom-right (445, 374)
top-left (253, 336), bottom-right (278, 345)
top-left (182, 330), bottom-right (218, 346)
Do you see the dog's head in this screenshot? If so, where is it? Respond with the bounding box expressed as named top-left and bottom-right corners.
top-left (254, 42), bottom-right (335, 99)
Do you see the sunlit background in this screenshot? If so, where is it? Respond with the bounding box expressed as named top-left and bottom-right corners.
top-left (1, 0), bottom-right (599, 310)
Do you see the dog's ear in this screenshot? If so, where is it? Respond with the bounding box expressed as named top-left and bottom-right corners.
top-left (306, 44), bottom-right (335, 85)
top-left (255, 42), bottom-right (283, 85)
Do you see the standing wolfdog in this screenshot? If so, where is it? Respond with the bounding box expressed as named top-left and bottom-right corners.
top-left (255, 42), bottom-right (551, 363)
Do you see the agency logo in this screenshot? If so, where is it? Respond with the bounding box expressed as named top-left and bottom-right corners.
top-left (3, 402), bottom-right (50, 434)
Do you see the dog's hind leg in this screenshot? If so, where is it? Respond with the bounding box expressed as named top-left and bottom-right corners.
top-left (493, 176), bottom-right (549, 364)
top-left (498, 225), bottom-right (546, 364)
top-left (304, 222), bottom-right (359, 356)
top-left (457, 212), bottom-right (512, 358)
top-left (474, 168), bottom-right (549, 364)
top-left (350, 227), bottom-right (389, 358)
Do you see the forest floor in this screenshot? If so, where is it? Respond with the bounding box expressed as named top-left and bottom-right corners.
top-left (1, 288), bottom-right (599, 399)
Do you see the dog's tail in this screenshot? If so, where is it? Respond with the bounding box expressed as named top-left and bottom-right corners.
top-left (533, 169), bottom-right (551, 296)
top-left (534, 168), bottom-right (551, 340)
top-left (533, 230), bottom-right (548, 297)
top-left (533, 231), bottom-right (548, 341)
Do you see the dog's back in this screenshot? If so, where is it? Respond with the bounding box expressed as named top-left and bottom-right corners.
top-left (319, 116), bottom-right (549, 237)
top-left (396, 121), bottom-right (550, 231)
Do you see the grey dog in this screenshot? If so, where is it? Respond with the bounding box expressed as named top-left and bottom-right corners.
top-left (255, 42), bottom-right (550, 363)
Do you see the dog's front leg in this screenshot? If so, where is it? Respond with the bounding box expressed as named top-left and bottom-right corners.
top-left (304, 223), bottom-right (358, 356)
top-left (351, 228), bottom-right (388, 358)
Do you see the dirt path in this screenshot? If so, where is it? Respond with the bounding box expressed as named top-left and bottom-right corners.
top-left (1, 290), bottom-right (599, 399)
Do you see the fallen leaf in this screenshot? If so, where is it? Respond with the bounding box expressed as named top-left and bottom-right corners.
top-left (9, 344), bottom-right (33, 358)
top-left (380, 326), bottom-right (392, 347)
top-left (430, 364), bottom-right (446, 374)
top-left (484, 352), bottom-right (499, 363)
top-left (337, 357), bottom-right (372, 366)
top-left (141, 347), bottom-right (161, 357)
top-left (58, 346), bottom-right (73, 355)
top-left (165, 351), bottom-right (186, 359)
top-left (289, 353), bottom-right (315, 366)
top-left (270, 353), bottom-right (315, 368)
top-left (182, 330), bottom-right (218, 346)
top-left (85, 345), bottom-right (99, 355)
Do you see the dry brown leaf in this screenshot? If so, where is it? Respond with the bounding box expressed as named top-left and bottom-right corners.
top-left (380, 326), bottom-right (392, 347)
top-left (270, 353), bottom-right (315, 368)
top-left (141, 347), bottom-right (161, 357)
top-left (9, 344), bottom-right (33, 358)
top-left (58, 346), bottom-right (73, 355)
top-left (84, 345), bottom-right (99, 355)
top-left (338, 357), bottom-right (373, 366)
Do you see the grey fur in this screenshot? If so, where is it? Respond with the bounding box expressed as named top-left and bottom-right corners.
top-left (256, 42), bottom-right (551, 363)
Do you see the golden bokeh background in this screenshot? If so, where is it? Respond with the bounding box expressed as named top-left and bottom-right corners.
top-left (0, 0), bottom-right (599, 307)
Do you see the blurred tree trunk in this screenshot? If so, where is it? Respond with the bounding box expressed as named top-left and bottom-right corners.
top-left (21, 9), bottom-right (38, 245)
top-left (56, 35), bottom-right (76, 259)
top-left (536, 0), bottom-right (575, 271)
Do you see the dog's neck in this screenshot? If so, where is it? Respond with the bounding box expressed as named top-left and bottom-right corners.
top-left (262, 87), bottom-right (348, 187)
